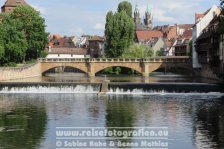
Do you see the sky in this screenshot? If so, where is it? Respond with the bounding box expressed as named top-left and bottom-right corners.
top-left (0, 0), bottom-right (220, 36)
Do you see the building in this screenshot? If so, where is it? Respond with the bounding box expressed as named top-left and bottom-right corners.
top-left (88, 35), bottom-right (105, 58)
top-left (134, 3), bottom-right (153, 31)
top-left (1, 0), bottom-right (29, 13)
top-left (192, 5), bottom-right (221, 68)
top-left (135, 30), bottom-right (163, 43)
top-left (174, 38), bottom-right (191, 56)
top-left (49, 34), bottom-right (89, 49)
top-left (193, 5), bottom-right (224, 78)
top-left (154, 25), bottom-right (177, 40)
top-left (164, 41), bottom-right (175, 56)
top-left (219, 33), bottom-right (224, 77)
top-left (196, 15), bottom-right (223, 77)
top-left (47, 34), bottom-right (90, 59)
top-left (46, 47), bottom-right (87, 59)
top-left (150, 38), bottom-right (166, 56)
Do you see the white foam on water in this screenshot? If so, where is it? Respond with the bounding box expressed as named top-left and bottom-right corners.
top-left (107, 88), bottom-right (224, 97)
top-left (0, 85), bottom-right (99, 94)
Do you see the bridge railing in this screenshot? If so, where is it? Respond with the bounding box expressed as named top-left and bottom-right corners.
top-left (38, 56), bottom-right (191, 63)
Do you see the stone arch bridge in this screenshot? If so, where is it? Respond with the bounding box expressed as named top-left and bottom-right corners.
top-left (0, 57), bottom-right (192, 81)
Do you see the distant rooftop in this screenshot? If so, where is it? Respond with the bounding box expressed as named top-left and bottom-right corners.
top-left (2, 0), bottom-right (28, 7)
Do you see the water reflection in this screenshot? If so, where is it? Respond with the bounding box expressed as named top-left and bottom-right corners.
top-left (0, 94), bottom-right (223, 149)
top-left (193, 99), bottom-right (224, 149)
top-left (0, 95), bottom-right (47, 149)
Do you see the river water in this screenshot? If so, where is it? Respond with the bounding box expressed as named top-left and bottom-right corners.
top-left (0, 73), bottom-right (224, 149)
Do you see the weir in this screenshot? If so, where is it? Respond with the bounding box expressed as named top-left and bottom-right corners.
top-left (0, 82), bottom-right (224, 95)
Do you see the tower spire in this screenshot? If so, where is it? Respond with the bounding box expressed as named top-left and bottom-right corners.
top-left (134, 0), bottom-right (139, 13)
top-left (144, 1), bottom-right (153, 30)
top-left (134, 0), bottom-right (141, 25)
top-left (146, 3), bottom-right (151, 13)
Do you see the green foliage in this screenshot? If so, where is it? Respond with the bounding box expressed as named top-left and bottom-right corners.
top-left (40, 50), bottom-right (48, 58)
top-left (11, 6), bottom-right (49, 61)
top-left (25, 59), bottom-right (37, 64)
top-left (121, 44), bottom-right (154, 58)
top-left (105, 2), bottom-right (135, 58)
top-left (0, 24), bottom-right (5, 64)
top-left (115, 67), bottom-right (122, 75)
top-left (156, 48), bottom-right (164, 56)
top-left (118, 1), bottom-right (133, 17)
top-left (3, 18), bottom-right (28, 63)
top-left (0, 6), bottom-right (48, 66)
top-left (2, 62), bottom-right (17, 67)
top-left (102, 67), bottom-right (114, 74)
top-left (100, 67), bottom-right (137, 75)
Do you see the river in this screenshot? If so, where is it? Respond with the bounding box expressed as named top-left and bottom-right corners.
top-left (0, 73), bottom-right (223, 149)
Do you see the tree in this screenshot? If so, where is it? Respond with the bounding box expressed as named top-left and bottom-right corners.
top-left (10, 6), bottom-right (49, 61)
top-left (2, 17), bottom-right (28, 63)
top-left (117, 1), bottom-right (132, 17)
top-left (156, 48), bottom-right (164, 56)
top-left (105, 9), bottom-right (135, 58)
top-left (0, 24), bottom-right (5, 64)
top-left (105, 11), bottom-right (114, 56)
top-left (0, 13), bottom-right (7, 65)
top-left (122, 44), bottom-right (153, 58)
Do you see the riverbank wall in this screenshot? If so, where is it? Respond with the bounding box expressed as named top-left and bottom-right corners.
top-left (194, 65), bottom-right (224, 81)
top-left (0, 63), bottom-right (41, 81)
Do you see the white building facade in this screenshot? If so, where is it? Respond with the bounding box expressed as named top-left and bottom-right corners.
top-left (192, 5), bottom-right (221, 68)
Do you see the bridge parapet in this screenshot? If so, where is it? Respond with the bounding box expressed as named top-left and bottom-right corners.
top-left (0, 62), bottom-right (39, 71)
top-left (38, 56), bottom-right (191, 63)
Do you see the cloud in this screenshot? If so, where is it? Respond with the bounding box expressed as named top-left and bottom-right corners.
top-left (0, 0), bottom-right (219, 35)
top-left (30, 4), bottom-right (47, 15)
top-left (139, 5), bottom-right (177, 23)
top-left (93, 23), bottom-right (105, 30)
top-left (154, 9), bottom-right (177, 23)
top-left (71, 28), bottom-right (84, 36)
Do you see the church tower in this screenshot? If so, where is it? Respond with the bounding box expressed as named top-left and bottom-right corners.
top-left (134, 2), bottom-right (141, 25)
top-left (144, 4), bottom-right (153, 30)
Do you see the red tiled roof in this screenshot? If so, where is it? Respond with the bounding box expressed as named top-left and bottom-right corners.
top-left (49, 34), bottom-right (62, 40)
top-left (49, 42), bottom-right (54, 47)
top-left (195, 13), bottom-right (204, 21)
top-left (89, 35), bottom-right (104, 41)
top-left (182, 29), bottom-right (193, 39)
top-left (50, 37), bottom-right (75, 48)
top-left (49, 48), bottom-right (87, 55)
top-left (178, 24), bottom-right (193, 30)
top-left (136, 31), bottom-right (163, 42)
top-left (2, 0), bottom-right (28, 7)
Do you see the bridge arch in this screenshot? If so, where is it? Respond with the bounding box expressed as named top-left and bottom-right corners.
top-left (41, 63), bottom-right (88, 75)
top-left (92, 63), bottom-right (142, 75)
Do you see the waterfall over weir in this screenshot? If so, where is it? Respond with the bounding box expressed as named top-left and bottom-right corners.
top-left (0, 82), bottom-right (223, 96)
top-left (0, 83), bottom-right (100, 94)
top-left (107, 83), bottom-right (224, 97)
